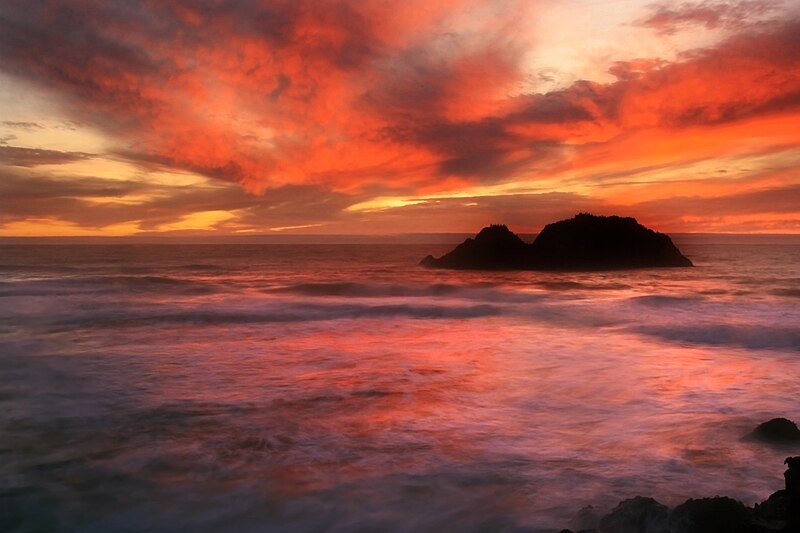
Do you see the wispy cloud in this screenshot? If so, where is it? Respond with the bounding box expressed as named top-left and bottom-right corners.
top-left (0, 145), bottom-right (94, 167)
top-left (639, 0), bottom-right (782, 35)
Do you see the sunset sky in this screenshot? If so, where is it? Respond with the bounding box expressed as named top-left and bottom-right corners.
top-left (1, 0), bottom-right (799, 236)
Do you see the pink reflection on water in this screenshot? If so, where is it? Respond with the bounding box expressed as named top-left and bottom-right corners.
top-left (5, 240), bottom-right (798, 529)
top-left (83, 307), bottom-right (796, 528)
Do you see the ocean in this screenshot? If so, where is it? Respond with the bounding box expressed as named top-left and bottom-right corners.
top-left (1, 236), bottom-right (799, 532)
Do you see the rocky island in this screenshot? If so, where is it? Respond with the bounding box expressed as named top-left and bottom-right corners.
top-left (421, 213), bottom-right (692, 270)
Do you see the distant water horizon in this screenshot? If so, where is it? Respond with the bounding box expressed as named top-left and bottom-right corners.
top-left (2, 238), bottom-right (799, 531)
top-left (3, 231), bottom-right (800, 246)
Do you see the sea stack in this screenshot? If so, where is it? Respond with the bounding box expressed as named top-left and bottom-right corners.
top-left (421, 213), bottom-right (692, 271)
top-left (420, 224), bottom-right (529, 270)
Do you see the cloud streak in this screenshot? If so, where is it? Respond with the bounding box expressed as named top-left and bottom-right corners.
top-left (0, 145), bottom-right (94, 167)
top-left (639, 0), bottom-right (782, 34)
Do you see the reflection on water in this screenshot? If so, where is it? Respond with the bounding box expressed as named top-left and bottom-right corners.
top-left (1, 238), bottom-right (799, 531)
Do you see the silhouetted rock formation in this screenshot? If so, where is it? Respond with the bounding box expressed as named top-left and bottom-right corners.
top-left (598, 496), bottom-right (669, 533)
top-left (420, 224), bottom-right (529, 270)
top-left (560, 457), bottom-right (800, 533)
top-left (750, 418), bottom-right (800, 444)
top-left (668, 497), bottom-right (757, 533)
top-left (529, 214), bottom-right (692, 270)
top-left (753, 457), bottom-right (800, 529)
top-left (786, 457), bottom-right (800, 494)
top-left (421, 214), bottom-right (692, 271)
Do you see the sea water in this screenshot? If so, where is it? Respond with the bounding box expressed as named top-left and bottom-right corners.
top-left (1, 236), bottom-right (799, 531)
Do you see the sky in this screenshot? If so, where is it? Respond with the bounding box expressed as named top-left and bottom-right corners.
top-left (1, 0), bottom-right (799, 236)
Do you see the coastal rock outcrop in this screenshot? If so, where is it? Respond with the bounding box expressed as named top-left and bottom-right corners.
top-left (749, 418), bottom-right (800, 444)
top-left (421, 214), bottom-right (692, 271)
top-left (668, 497), bottom-right (757, 533)
top-left (561, 457), bottom-right (800, 533)
top-left (598, 496), bottom-right (669, 533)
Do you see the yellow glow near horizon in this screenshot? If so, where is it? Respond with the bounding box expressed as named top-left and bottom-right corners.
top-left (0, 218), bottom-right (143, 237)
top-left (268, 223), bottom-right (327, 232)
top-left (155, 210), bottom-right (238, 232)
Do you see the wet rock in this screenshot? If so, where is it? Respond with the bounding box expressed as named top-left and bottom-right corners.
top-left (667, 497), bottom-right (757, 533)
top-left (786, 456), bottom-right (800, 524)
top-left (575, 505), bottom-right (604, 530)
top-left (752, 489), bottom-right (791, 527)
top-left (597, 496), bottom-right (669, 533)
top-left (565, 459), bottom-right (800, 533)
top-left (785, 456), bottom-right (800, 493)
top-left (421, 214), bottom-right (692, 271)
top-left (750, 418), bottom-right (800, 444)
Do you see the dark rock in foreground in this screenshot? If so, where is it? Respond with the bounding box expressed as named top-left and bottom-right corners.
top-left (753, 489), bottom-right (794, 527)
top-left (421, 214), bottom-right (692, 271)
top-left (750, 418), bottom-right (800, 444)
top-left (560, 457), bottom-right (800, 533)
top-left (598, 496), bottom-right (669, 533)
top-left (669, 497), bottom-right (757, 533)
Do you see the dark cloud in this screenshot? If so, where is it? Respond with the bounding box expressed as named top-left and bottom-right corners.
top-left (167, 0), bottom-right (383, 69)
top-left (0, 0), bottom-right (384, 110)
top-left (640, 0), bottom-right (782, 34)
top-left (632, 184), bottom-right (800, 218)
top-left (0, 167), bottom-right (362, 232)
top-left (0, 172), bottom-right (143, 202)
top-left (0, 170), bottom-right (146, 226)
top-left (2, 121), bottom-right (44, 130)
top-left (0, 1), bottom-right (169, 126)
top-left (0, 145), bottom-right (94, 167)
top-left (508, 91), bottom-right (597, 124)
top-left (415, 120), bottom-right (523, 177)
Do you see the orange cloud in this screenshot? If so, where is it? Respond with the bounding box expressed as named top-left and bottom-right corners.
top-left (1, 1), bottom-right (799, 234)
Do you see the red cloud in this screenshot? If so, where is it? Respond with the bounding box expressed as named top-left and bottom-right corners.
top-left (0, 0), bottom-right (799, 202)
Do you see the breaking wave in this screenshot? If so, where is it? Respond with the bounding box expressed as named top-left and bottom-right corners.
top-left (634, 324), bottom-right (800, 351)
top-left (44, 301), bottom-right (503, 328)
top-left (0, 275), bottom-right (220, 297)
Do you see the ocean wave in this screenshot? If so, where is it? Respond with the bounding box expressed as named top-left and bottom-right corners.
top-left (0, 264), bottom-right (83, 273)
top-left (535, 280), bottom-right (631, 291)
top-left (772, 288), bottom-right (800, 298)
top-left (0, 275), bottom-right (219, 297)
top-left (178, 263), bottom-right (224, 272)
top-left (48, 301), bottom-right (503, 328)
top-left (632, 294), bottom-right (707, 307)
top-left (634, 324), bottom-right (800, 350)
top-left (273, 281), bottom-right (548, 304)
top-left (275, 281), bottom-right (465, 297)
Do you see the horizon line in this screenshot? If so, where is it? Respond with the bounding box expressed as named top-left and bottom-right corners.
top-left (2, 231), bottom-right (800, 246)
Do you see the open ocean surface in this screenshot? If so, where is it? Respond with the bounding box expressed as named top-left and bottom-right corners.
top-left (1, 236), bottom-right (799, 532)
